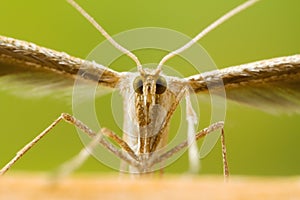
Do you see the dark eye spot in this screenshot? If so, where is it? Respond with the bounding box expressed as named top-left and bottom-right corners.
top-left (133, 76), bottom-right (143, 94)
top-left (156, 76), bottom-right (167, 94)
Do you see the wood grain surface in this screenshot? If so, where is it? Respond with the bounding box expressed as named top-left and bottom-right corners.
top-left (0, 173), bottom-right (299, 200)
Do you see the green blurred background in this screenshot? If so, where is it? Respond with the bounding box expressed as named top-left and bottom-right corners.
top-left (0, 0), bottom-right (300, 176)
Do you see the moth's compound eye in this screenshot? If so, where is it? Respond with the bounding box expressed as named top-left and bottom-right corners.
top-left (133, 76), bottom-right (143, 94)
top-left (156, 76), bottom-right (167, 94)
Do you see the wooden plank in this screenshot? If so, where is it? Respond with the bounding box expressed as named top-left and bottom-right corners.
top-left (0, 174), bottom-right (299, 200)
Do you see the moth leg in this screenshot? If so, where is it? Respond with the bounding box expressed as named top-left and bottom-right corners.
top-left (185, 94), bottom-right (199, 173)
top-left (54, 128), bottom-right (139, 179)
top-left (119, 160), bottom-right (128, 173)
top-left (221, 128), bottom-right (229, 179)
top-left (101, 128), bottom-right (138, 161)
top-left (53, 130), bottom-right (103, 179)
top-left (0, 114), bottom-right (64, 175)
top-left (0, 113), bottom-right (138, 175)
top-left (148, 121), bottom-right (229, 177)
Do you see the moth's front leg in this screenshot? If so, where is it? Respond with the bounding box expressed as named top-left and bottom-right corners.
top-left (0, 113), bottom-right (138, 175)
top-left (54, 127), bottom-right (140, 178)
top-left (147, 121), bottom-right (229, 178)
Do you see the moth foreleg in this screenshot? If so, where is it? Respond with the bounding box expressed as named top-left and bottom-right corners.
top-left (148, 121), bottom-right (229, 177)
top-left (0, 113), bottom-right (138, 175)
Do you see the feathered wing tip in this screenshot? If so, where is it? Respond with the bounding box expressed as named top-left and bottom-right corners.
top-left (0, 35), bottom-right (121, 99)
top-left (187, 55), bottom-right (300, 114)
top-left (225, 79), bottom-right (300, 114)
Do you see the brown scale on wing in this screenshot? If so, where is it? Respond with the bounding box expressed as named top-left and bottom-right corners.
top-left (187, 55), bottom-right (300, 113)
top-left (0, 35), bottom-right (121, 91)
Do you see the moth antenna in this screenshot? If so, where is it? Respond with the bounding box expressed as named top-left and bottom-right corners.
top-left (66, 0), bottom-right (144, 74)
top-left (155, 0), bottom-right (260, 74)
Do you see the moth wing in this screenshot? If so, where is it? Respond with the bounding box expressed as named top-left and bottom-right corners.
top-left (187, 55), bottom-right (300, 114)
top-left (0, 35), bottom-right (121, 98)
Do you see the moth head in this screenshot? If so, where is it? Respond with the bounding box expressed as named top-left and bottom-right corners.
top-left (133, 74), bottom-right (167, 95)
